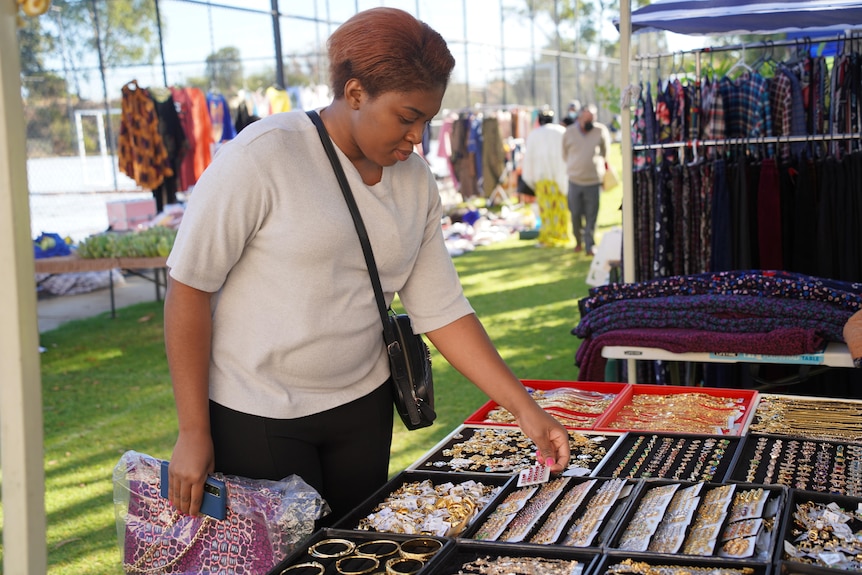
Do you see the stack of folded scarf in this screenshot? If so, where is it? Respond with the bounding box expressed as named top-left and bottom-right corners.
top-left (572, 270), bottom-right (862, 381)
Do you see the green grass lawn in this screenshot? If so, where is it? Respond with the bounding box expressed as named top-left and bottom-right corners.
top-left (2, 145), bottom-right (623, 574)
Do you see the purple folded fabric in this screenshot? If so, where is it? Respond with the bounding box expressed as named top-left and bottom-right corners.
top-left (580, 270), bottom-right (862, 315)
top-left (575, 327), bottom-right (825, 382)
top-left (573, 293), bottom-right (851, 341)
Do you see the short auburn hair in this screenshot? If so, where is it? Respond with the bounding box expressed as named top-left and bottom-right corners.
top-left (328, 7), bottom-right (455, 99)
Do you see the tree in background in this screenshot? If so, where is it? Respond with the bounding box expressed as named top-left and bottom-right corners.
top-left (18, 0), bottom-right (159, 157)
top-left (496, 0), bottom-right (656, 120)
top-left (18, 14), bottom-right (75, 156)
top-left (43, 0), bottom-right (159, 86)
top-left (242, 53), bottom-right (319, 93)
top-left (17, 12), bottom-right (56, 82)
top-left (84, 0), bottom-right (159, 67)
top-left (204, 46), bottom-right (243, 93)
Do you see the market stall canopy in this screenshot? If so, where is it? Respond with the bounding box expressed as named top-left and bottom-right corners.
top-left (616, 0), bottom-right (862, 35)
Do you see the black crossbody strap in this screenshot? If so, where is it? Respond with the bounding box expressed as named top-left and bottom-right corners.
top-left (306, 110), bottom-right (401, 350)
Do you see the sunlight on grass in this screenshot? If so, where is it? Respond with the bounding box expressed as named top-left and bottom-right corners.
top-left (457, 261), bottom-right (576, 296)
top-left (485, 300), bottom-right (581, 334)
top-left (44, 388), bottom-right (175, 453)
top-left (41, 348), bottom-right (126, 374)
top-left (46, 476), bottom-right (109, 517)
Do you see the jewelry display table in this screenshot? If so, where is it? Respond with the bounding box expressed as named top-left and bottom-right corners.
top-left (268, 381), bottom-right (862, 575)
top-left (600, 342), bottom-right (854, 368)
top-left (600, 343), bottom-right (855, 389)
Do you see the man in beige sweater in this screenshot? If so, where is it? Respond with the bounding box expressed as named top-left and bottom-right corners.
top-left (562, 104), bottom-right (610, 254)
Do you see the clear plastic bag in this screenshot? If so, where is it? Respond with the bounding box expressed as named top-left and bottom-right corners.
top-left (113, 450), bottom-right (329, 574)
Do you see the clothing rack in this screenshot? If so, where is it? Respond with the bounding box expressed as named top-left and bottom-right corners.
top-left (633, 132), bottom-right (862, 151)
top-left (470, 103), bottom-right (530, 112)
top-left (618, 30), bottom-right (862, 384)
top-left (634, 31), bottom-right (862, 62)
top-left (633, 32), bottom-right (862, 94)
top-left (443, 103), bottom-right (533, 117)
top-left (632, 35), bottom-right (862, 154)
top-left (442, 106), bottom-right (531, 202)
top-left (437, 106), bottom-right (530, 127)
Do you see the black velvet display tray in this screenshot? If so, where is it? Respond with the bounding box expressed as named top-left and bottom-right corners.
top-left (411, 425), bottom-right (623, 476)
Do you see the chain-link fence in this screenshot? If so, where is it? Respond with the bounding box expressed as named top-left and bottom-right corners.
top-left (21, 0), bottom-right (620, 242)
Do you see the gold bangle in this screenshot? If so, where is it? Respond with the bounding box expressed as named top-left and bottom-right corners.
top-left (398, 537), bottom-right (442, 561)
top-left (280, 561), bottom-right (325, 575)
top-left (385, 557), bottom-right (424, 575)
top-left (356, 539), bottom-right (401, 559)
top-left (309, 538), bottom-right (356, 559)
top-left (336, 556), bottom-right (379, 575)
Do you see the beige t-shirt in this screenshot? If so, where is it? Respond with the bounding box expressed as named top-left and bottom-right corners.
top-left (562, 121), bottom-right (610, 186)
top-left (167, 111), bottom-right (473, 419)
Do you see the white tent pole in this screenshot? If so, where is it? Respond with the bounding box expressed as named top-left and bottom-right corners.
top-left (0, 1), bottom-right (48, 573)
top-left (618, 0), bottom-right (637, 383)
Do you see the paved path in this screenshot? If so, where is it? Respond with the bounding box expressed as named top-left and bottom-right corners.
top-left (37, 273), bottom-right (163, 333)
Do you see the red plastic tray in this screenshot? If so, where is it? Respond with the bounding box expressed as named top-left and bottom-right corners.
top-left (593, 383), bottom-right (758, 436)
top-left (464, 380), bottom-right (630, 430)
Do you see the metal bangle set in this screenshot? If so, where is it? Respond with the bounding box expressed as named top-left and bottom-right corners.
top-left (280, 537), bottom-right (444, 575)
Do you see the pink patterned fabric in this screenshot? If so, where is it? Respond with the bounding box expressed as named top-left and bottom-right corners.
top-left (124, 479), bottom-right (280, 573)
top-left (117, 452), bottom-right (326, 575)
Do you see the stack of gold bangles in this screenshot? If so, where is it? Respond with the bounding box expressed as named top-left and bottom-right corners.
top-left (279, 536), bottom-right (444, 575)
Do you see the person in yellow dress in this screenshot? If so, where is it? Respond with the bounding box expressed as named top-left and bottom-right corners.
top-left (520, 110), bottom-right (572, 247)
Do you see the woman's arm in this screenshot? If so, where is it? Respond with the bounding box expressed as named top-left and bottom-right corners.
top-left (425, 314), bottom-right (571, 473)
top-left (163, 275), bottom-right (216, 516)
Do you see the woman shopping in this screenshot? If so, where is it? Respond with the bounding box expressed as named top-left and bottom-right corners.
top-left (163, 7), bottom-right (571, 526)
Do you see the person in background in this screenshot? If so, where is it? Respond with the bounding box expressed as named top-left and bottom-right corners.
top-left (562, 103), bottom-right (610, 255)
top-left (163, 7), bottom-right (571, 527)
top-left (521, 109), bottom-right (571, 247)
top-left (564, 100), bottom-right (581, 127)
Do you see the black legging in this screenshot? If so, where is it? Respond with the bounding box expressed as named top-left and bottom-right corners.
top-left (209, 382), bottom-right (393, 526)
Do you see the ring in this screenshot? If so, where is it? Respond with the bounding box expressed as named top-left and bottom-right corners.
top-left (399, 537), bottom-right (442, 561)
top-left (309, 538), bottom-right (356, 559)
top-left (355, 540), bottom-right (401, 559)
top-left (336, 555), bottom-right (379, 575)
top-left (385, 557), bottom-right (424, 575)
top-left (280, 561), bottom-right (325, 575)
